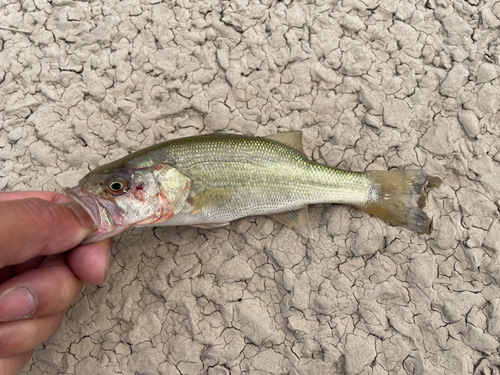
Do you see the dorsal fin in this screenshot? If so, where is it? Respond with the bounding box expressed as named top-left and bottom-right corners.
top-left (264, 131), bottom-right (305, 154)
top-left (268, 206), bottom-right (314, 239)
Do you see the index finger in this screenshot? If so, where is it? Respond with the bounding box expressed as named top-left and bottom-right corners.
top-left (0, 195), bottom-right (96, 269)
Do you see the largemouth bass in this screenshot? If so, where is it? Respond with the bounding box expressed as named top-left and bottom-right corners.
top-left (64, 132), bottom-right (430, 243)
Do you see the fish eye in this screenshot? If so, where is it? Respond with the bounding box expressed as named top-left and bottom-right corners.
top-left (108, 178), bottom-right (127, 192)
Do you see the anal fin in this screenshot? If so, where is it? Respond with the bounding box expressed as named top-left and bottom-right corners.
top-left (190, 223), bottom-right (230, 229)
top-left (269, 206), bottom-right (314, 239)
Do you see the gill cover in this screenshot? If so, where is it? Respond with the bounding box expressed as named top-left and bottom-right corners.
top-left (135, 165), bottom-right (191, 227)
top-left (152, 166), bottom-right (191, 217)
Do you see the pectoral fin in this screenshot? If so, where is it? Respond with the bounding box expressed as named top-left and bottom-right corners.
top-left (187, 188), bottom-right (236, 214)
top-left (269, 206), bottom-right (314, 239)
top-left (264, 131), bottom-right (305, 154)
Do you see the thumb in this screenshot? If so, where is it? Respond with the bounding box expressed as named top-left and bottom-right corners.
top-left (0, 198), bottom-right (96, 268)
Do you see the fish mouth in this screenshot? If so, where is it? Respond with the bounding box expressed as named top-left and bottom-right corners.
top-left (64, 187), bottom-right (104, 229)
top-left (64, 186), bottom-right (123, 243)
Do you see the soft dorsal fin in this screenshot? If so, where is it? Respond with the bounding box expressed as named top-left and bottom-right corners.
top-left (264, 131), bottom-right (305, 154)
top-left (268, 206), bottom-right (314, 239)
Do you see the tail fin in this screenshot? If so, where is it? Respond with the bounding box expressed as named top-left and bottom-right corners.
top-left (357, 170), bottom-right (430, 233)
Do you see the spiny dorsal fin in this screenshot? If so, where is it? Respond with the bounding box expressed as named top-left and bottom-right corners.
top-left (268, 206), bottom-right (314, 239)
top-left (264, 131), bottom-right (305, 154)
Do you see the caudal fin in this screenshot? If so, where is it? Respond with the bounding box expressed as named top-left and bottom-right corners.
top-left (357, 170), bottom-right (430, 233)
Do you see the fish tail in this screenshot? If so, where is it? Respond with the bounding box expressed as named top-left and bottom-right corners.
top-left (357, 170), bottom-right (430, 233)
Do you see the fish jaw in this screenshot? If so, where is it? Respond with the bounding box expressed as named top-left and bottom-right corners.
top-left (64, 186), bottom-right (128, 243)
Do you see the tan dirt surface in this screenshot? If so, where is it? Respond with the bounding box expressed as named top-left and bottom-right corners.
top-left (1, 0), bottom-right (500, 374)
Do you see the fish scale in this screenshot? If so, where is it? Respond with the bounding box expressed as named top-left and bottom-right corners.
top-left (140, 134), bottom-right (372, 226)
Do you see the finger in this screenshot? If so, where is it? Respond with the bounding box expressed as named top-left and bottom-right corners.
top-left (0, 254), bottom-right (83, 322)
top-left (68, 238), bottom-right (112, 285)
top-left (0, 191), bottom-right (70, 203)
top-left (0, 311), bottom-right (65, 358)
top-left (12, 256), bottom-right (45, 276)
top-left (0, 198), bottom-right (96, 268)
top-left (0, 350), bottom-right (34, 375)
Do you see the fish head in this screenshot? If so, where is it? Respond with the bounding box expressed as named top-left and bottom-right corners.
top-left (64, 163), bottom-right (191, 243)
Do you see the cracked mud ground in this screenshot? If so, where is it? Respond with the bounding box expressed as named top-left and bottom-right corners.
top-left (1, 0), bottom-right (500, 374)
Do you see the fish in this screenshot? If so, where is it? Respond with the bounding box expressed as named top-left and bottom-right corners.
top-left (64, 131), bottom-right (431, 243)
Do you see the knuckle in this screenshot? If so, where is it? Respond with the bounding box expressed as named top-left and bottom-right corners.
top-left (21, 199), bottom-right (67, 251)
top-left (22, 199), bottom-right (63, 232)
top-left (0, 322), bottom-right (29, 358)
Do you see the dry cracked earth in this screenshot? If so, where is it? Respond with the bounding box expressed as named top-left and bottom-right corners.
top-left (1, 0), bottom-right (500, 374)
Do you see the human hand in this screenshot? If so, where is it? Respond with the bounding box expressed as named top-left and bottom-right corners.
top-left (0, 192), bottom-right (112, 375)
